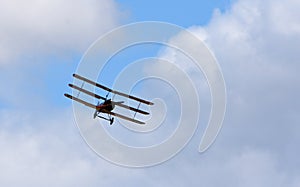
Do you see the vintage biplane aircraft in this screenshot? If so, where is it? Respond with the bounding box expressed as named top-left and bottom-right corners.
top-left (64, 74), bottom-right (153, 125)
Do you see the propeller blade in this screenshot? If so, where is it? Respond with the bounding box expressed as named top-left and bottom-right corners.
top-left (112, 101), bottom-right (124, 105)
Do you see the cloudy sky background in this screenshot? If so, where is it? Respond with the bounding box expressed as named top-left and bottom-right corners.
top-left (0, 0), bottom-right (300, 186)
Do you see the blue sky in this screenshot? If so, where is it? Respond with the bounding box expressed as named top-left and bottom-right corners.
top-left (117, 0), bottom-right (231, 26)
top-left (0, 0), bottom-right (300, 186)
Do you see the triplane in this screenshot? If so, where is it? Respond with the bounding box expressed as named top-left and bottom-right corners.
top-left (64, 74), bottom-right (153, 125)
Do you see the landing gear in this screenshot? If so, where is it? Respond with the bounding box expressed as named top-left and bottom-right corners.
top-left (110, 117), bottom-right (114, 125)
top-left (94, 112), bottom-right (115, 125)
top-left (93, 110), bottom-right (98, 119)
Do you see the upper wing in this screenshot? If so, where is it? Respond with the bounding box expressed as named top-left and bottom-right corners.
top-left (106, 111), bottom-right (145, 125)
top-left (64, 93), bottom-right (96, 109)
top-left (73, 74), bottom-right (154, 105)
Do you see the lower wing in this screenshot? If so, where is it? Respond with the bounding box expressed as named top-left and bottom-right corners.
top-left (105, 111), bottom-right (145, 125)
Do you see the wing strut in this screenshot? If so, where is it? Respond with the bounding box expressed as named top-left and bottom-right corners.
top-left (133, 102), bottom-right (142, 119)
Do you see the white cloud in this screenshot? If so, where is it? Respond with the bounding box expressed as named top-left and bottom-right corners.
top-left (0, 1), bottom-right (131, 185)
top-left (0, 109), bottom-right (93, 186)
top-left (0, 108), bottom-right (149, 187)
top-left (1, 0), bottom-right (300, 186)
top-left (269, 0), bottom-right (300, 35)
top-left (160, 0), bottom-right (300, 143)
top-left (0, 0), bottom-right (123, 108)
top-left (0, 0), bottom-right (123, 65)
top-left (143, 0), bottom-right (300, 185)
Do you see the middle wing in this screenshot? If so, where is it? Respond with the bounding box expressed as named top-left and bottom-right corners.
top-left (114, 102), bottom-right (149, 115)
top-left (64, 93), bottom-right (96, 109)
top-left (68, 83), bottom-right (106, 100)
top-left (68, 83), bottom-right (150, 115)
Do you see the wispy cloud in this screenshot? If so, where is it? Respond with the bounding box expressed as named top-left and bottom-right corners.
top-left (143, 0), bottom-right (300, 185)
top-left (0, 0), bottom-right (123, 65)
top-left (0, 0), bottom-right (300, 186)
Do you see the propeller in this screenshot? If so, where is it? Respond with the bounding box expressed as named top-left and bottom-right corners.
top-left (111, 101), bottom-right (124, 108)
top-left (112, 101), bottom-right (124, 105)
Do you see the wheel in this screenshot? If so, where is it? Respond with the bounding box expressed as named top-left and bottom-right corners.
top-left (110, 117), bottom-right (114, 125)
